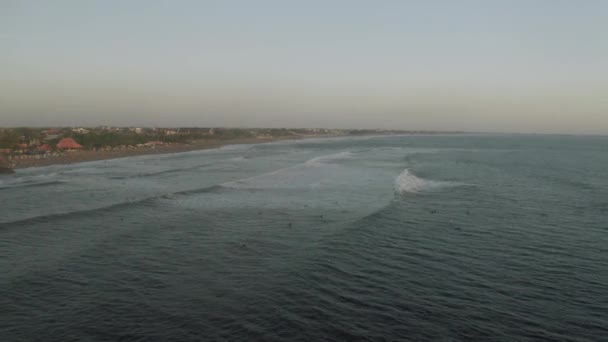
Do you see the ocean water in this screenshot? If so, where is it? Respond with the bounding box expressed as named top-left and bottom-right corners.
top-left (1, 134), bottom-right (607, 341)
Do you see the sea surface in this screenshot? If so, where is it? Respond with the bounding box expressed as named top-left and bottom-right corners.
top-left (1, 134), bottom-right (607, 341)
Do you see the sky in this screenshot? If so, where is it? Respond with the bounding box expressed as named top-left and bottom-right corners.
top-left (1, 0), bottom-right (607, 133)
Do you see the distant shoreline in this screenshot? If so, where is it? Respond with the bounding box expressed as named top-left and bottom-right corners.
top-left (9, 135), bottom-right (328, 170)
top-left (5, 130), bottom-right (470, 171)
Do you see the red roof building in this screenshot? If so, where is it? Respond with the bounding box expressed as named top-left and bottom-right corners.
top-left (56, 137), bottom-right (83, 149)
top-left (38, 144), bottom-right (52, 151)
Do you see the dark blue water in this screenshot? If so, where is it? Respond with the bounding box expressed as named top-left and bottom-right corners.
top-left (1, 134), bottom-right (607, 341)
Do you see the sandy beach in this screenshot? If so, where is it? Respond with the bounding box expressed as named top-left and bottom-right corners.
top-left (9, 136), bottom-right (314, 170)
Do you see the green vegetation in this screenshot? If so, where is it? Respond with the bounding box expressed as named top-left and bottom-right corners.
top-left (0, 130), bottom-right (20, 149)
top-left (69, 132), bottom-right (150, 149)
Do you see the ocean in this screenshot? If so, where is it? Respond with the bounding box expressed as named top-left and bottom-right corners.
top-left (1, 134), bottom-right (607, 341)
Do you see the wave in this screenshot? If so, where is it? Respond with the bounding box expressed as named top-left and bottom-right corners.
top-left (394, 169), bottom-right (430, 193)
top-left (172, 184), bottom-right (226, 196)
top-left (227, 156), bottom-right (250, 162)
top-left (0, 197), bottom-right (157, 228)
top-left (394, 169), bottom-right (471, 195)
top-left (218, 144), bottom-right (252, 151)
top-left (108, 157), bottom-right (249, 180)
top-left (221, 167), bottom-right (291, 189)
top-left (0, 173), bottom-right (60, 188)
top-left (304, 151), bottom-right (354, 166)
top-left (0, 184), bottom-right (226, 228)
top-left (0, 180), bottom-right (64, 190)
top-left (222, 151), bottom-right (353, 189)
top-left (1, 151), bottom-right (355, 224)
top-left (395, 169), bottom-right (451, 194)
top-left (108, 166), bottom-right (204, 180)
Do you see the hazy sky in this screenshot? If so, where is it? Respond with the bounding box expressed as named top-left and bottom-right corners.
top-left (1, 0), bottom-right (607, 133)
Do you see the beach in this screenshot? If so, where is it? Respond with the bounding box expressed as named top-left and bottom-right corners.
top-left (8, 136), bottom-right (320, 169)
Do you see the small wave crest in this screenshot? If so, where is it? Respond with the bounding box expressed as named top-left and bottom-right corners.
top-left (0, 184), bottom-right (225, 227)
top-left (0, 180), bottom-right (64, 190)
top-left (221, 151), bottom-right (354, 190)
top-left (0, 173), bottom-right (61, 189)
top-left (394, 169), bottom-right (458, 194)
top-left (304, 151), bottom-right (354, 166)
top-left (227, 156), bottom-right (248, 162)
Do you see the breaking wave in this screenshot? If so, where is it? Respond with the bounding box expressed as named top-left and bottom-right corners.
top-left (0, 173), bottom-right (61, 189)
top-left (394, 169), bottom-right (443, 194)
top-left (304, 151), bottom-right (354, 166)
top-left (223, 151), bottom-right (353, 189)
top-left (108, 164), bottom-right (210, 179)
top-left (0, 184), bottom-right (226, 227)
top-left (0, 180), bottom-right (64, 190)
top-left (394, 169), bottom-right (469, 194)
top-left (108, 157), bottom-right (248, 180)
top-left (395, 169), bottom-right (430, 193)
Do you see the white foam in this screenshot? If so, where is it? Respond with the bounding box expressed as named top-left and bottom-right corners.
top-left (394, 169), bottom-right (467, 194)
top-left (304, 151), bottom-right (354, 166)
top-left (227, 156), bottom-right (248, 162)
top-left (395, 169), bottom-right (432, 194)
top-left (0, 172), bottom-right (59, 187)
top-left (221, 151), bottom-right (354, 190)
top-left (221, 165), bottom-right (293, 189)
top-left (218, 144), bottom-right (252, 151)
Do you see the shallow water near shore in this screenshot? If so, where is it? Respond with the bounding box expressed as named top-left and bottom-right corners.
top-left (1, 134), bottom-right (607, 341)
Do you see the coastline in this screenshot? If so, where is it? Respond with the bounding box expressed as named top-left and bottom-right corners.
top-left (9, 135), bottom-right (331, 170)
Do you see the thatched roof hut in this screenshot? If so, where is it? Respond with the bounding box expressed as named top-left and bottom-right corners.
top-left (56, 137), bottom-right (83, 150)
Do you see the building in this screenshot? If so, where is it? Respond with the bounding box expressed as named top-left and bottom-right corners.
top-left (56, 138), bottom-right (83, 150)
top-left (72, 128), bottom-right (90, 134)
top-left (42, 128), bottom-right (59, 135)
top-left (43, 134), bottom-right (60, 142)
top-left (37, 144), bottom-right (52, 152)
